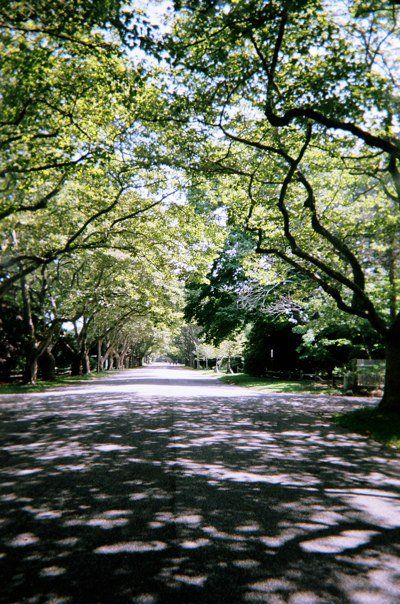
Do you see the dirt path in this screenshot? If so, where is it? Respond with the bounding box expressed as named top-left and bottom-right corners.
top-left (0, 365), bottom-right (399, 603)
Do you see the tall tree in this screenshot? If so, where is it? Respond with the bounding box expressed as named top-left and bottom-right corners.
top-left (165, 0), bottom-right (400, 412)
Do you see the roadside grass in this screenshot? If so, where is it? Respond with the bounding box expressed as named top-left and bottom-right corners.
top-left (0, 371), bottom-right (118, 395)
top-left (334, 407), bottom-right (400, 449)
top-left (217, 372), bottom-right (340, 395)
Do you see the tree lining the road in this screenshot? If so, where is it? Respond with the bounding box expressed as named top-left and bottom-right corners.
top-left (184, 234), bottom-right (385, 377)
top-left (161, 0), bottom-right (400, 412)
top-left (0, 0), bottom-right (222, 384)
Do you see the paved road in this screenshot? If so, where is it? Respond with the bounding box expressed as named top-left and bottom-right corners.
top-left (0, 365), bottom-right (400, 603)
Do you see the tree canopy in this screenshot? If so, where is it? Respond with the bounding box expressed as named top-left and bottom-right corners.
top-left (161, 0), bottom-right (400, 410)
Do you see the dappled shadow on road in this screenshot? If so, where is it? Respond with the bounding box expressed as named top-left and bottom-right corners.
top-left (0, 390), bottom-right (400, 603)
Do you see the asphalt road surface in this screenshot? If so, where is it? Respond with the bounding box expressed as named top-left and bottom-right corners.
top-left (0, 365), bottom-right (400, 603)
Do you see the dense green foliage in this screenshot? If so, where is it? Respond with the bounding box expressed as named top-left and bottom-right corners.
top-left (184, 236), bottom-right (384, 378)
top-left (0, 0), bottom-right (220, 383)
top-left (163, 0), bottom-right (400, 410)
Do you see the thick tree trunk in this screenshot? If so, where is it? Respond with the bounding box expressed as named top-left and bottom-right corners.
top-left (71, 354), bottom-right (83, 376)
top-left (102, 345), bottom-right (112, 371)
top-left (23, 355), bottom-right (39, 384)
top-left (102, 353), bottom-right (110, 371)
top-left (82, 350), bottom-right (91, 374)
top-left (379, 323), bottom-right (400, 413)
top-left (20, 273), bottom-right (39, 384)
top-left (39, 348), bottom-right (56, 381)
top-left (71, 319), bottom-right (92, 376)
top-left (113, 352), bottom-right (120, 370)
top-left (97, 338), bottom-right (103, 373)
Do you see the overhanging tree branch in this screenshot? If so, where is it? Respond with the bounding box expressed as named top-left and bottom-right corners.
top-left (255, 238), bottom-right (388, 336)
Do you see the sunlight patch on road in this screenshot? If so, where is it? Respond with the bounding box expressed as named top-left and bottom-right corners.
top-left (132, 594), bottom-right (157, 604)
top-left (175, 513), bottom-right (203, 526)
top-left (40, 566), bottom-right (66, 577)
top-left (64, 510), bottom-right (131, 529)
top-left (13, 468), bottom-right (42, 476)
top-left (94, 444), bottom-right (135, 452)
top-left (299, 530), bottom-right (378, 554)
top-left (248, 578), bottom-right (294, 593)
top-left (180, 538), bottom-right (210, 549)
top-left (23, 506), bottom-right (63, 520)
top-left (56, 537), bottom-right (79, 547)
top-left (174, 574), bottom-right (207, 587)
top-left (103, 509), bottom-right (132, 517)
top-left (86, 518), bottom-right (130, 529)
top-left (232, 559), bottom-right (260, 569)
top-left (259, 529), bottom-right (302, 549)
top-left (326, 488), bottom-right (400, 528)
top-left (169, 458), bottom-right (321, 488)
top-left (202, 525), bottom-right (246, 541)
top-left (95, 541), bottom-right (167, 554)
top-left (235, 524), bottom-right (261, 533)
top-left (130, 493), bottom-right (148, 501)
top-left (9, 532), bottom-right (39, 547)
top-left (286, 592), bottom-right (322, 603)
top-left (55, 464), bottom-right (87, 472)
top-left (310, 510), bottom-right (346, 526)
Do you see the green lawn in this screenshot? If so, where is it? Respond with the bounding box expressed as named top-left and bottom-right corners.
top-left (0, 371), bottom-right (117, 395)
top-left (217, 372), bottom-right (340, 395)
top-left (334, 407), bottom-right (400, 449)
